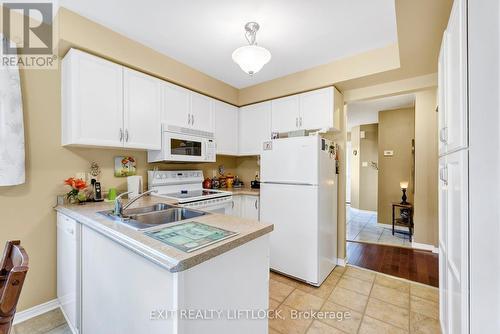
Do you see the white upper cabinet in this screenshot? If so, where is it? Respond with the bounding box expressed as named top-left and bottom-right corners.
top-left (271, 95), bottom-right (300, 133)
top-left (162, 82), bottom-right (215, 133)
top-left (62, 49), bottom-right (124, 148)
top-left (239, 101), bottom-right (272, 155)
top-left (123, 68), bottom-right (162, 150)
top-left (441, 0), bottom-right (468, 155)
top-left (270, 87), bottom-right (338, 134)
top-left (190, 92), bottom-right (215, 133)
top-left (162, 82), bottom-right (191, 128)
top-left (214, 100), bottom-right (238, 155)
top-left (62, 49), bottom-right (161, 150)
top-left (300, 87), bottom-right (334, 131)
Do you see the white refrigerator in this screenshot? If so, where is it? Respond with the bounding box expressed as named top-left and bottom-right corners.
top-left (260, 135), bottom-right (338, 286)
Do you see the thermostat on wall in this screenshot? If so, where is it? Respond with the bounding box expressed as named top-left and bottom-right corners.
top-left (384, 150), bottom-right (394, 156)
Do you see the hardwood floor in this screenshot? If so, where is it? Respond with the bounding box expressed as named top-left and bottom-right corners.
top-left (346, 241), bottom-right (439, 287)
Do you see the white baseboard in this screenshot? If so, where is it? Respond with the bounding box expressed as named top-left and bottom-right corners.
top-left (337, 258), bottom-right (347, 266)
top-left (13, 299), bottom-right (60, 325)
top-left (412, 241), bottom-right (439, 253)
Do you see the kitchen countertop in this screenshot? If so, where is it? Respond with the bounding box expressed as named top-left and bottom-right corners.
top-left (55, 196), bottom-right (272, 273)
top-left (226, 187), bottom-right (260, 196)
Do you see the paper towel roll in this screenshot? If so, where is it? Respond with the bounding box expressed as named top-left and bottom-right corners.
top-left (127, 175), bottom-right (143, 198)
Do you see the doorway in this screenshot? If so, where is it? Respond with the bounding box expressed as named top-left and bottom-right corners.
top-left (345, 94), bottom-right (416, 248)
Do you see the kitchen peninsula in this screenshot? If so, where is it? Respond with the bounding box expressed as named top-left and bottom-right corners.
top-left (55, 196), bottom-right (272, 334)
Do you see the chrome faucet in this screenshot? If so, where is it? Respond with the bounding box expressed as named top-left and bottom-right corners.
top-left (114, 189), bottom-right (158, 216)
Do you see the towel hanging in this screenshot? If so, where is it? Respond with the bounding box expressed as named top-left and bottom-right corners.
top-left (0, 34), bottom-right (25, 186)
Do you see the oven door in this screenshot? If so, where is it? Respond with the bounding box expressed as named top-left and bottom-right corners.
top-left (182, 197), bottom-right (233, 215)
top-left (163, 132), bottom-right (208, 162)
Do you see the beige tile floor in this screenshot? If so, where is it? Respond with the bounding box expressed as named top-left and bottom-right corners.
top-left (12, 308), bottom-right (71, 334)
top-left (269, 265), bottom-right (441, 334)
top-left (12, 266), bottom-right (440, 334)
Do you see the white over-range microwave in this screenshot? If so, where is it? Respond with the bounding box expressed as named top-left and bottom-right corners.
top-left (147, 125), bottom-right (216, 163)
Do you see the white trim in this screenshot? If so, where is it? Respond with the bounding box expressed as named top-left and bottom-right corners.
top-left (411, 241), bottom-right (439, 253)
top-left (60, 304), bottom-right (78, 334)
top-left (13, 299), bottom-right (60, 325)
top-left (337, 257), bottom-right (347, 266)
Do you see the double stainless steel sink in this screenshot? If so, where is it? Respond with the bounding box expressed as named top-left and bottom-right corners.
top-left (98, 203), bottom-right (209, 231)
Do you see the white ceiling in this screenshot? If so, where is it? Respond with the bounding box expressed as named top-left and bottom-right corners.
top-left (57, 0), bottom-right (398, 88)
top-left (346, 94), bottom-right (415, 130)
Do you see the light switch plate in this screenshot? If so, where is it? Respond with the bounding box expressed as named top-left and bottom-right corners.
top-left (384, 150), bottom-right (394, 156)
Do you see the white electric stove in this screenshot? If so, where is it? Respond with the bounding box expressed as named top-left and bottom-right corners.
top-left (147, 170), bottom-right (233, 214)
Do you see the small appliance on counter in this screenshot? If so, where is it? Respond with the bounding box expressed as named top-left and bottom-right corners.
top-left (127, 175), bottom-right (143, 198)
top-left (251, 174), bottom-right (260, 189)
top-left (91, 179), bottom-right (104, 202)
top-left (233, 176), bottom-right (244, 188)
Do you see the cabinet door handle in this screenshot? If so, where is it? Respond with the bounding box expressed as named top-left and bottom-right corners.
top-left (188, 114), bottom-right (191, 125)
top-left (192, 114), bottom-right (195, 125)
top-left (125, 129), bottom-right (129, 142)
top-left (439, 167), bottom-right (448, 185)
top-left (299, 117), bottom-right (303, 127)
top-left (439, 127), bottom-right (448, 143)
top-left (232, 201), bottom-right (235, 209)
top-left (296, 117), bottom-right (299, 128)
top-left (255, 199), bottom-right (258, 209)
top-left (119, 128), bottom-right (123, 142)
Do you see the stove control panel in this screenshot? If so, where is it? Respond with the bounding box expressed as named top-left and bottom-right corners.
top-left (148, 170), bottom-right (204, 186)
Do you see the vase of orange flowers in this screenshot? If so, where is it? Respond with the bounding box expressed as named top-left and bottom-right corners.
top-left (64, 177), bottom-right (88, 204)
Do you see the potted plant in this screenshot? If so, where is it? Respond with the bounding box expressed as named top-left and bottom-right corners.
top-left (64, 177), bottom-right (88, 204)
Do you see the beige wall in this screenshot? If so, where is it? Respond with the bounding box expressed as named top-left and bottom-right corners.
top-left (358, 124), bottom-right (379, 212)
top-left (413, 89), bottom-right (438, 246)
top-left (377, 108), bottom-right (415, 225)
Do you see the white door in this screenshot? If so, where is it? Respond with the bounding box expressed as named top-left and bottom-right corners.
top-left (64, 49), bottom-right (124, 147)
top-left (241, 195), bottom-right (259, 220)
top-left (440, 150), bottom-right (469, 334)
top-left (239, 101), bottom-right (272, 155)
top-left (260, 183), bottom-right (319, 284)
top-left (214, 100), bottom-right (238, 155)
top-left (190, 92), bottom-right (214, 133)
top-left (162, 82), bottom-right (190, 128)
top-left (260, 136), bottom-right (319, 185)
top-left (438, 33), bottom-right (448, 156)
top-left (444, 0), bottom-right (468, 154)
top-left (123, 68), bottom-right (162, 150)
top-left (438, 155), bottom-right (448, 333)
top-left (299, 87), bottom-right (333, 131)
top-left (271, 95), bottom-right (300, 133)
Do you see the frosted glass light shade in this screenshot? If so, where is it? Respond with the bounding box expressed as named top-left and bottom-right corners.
top-left (400, 181), bottom-right (409, 189)
top-left (232, 45), bottom-right (271, 75)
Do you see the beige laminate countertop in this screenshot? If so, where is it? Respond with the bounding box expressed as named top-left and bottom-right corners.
top-left (226, 187), bottom-right (260, 196)
top-left (54, 196), bottom-right (272, 273)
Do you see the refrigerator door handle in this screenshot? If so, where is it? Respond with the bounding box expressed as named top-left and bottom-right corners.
top-left (261, 181), bottom-right (318, 186)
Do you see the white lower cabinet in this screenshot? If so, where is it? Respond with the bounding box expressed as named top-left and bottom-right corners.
top-left (230, 195), bottom-right (260, 221)
top-left (57, 213), bottom-right (81, 334)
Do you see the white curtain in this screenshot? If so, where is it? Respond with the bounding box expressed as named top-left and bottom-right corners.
top-left (0, 35), bottom-right (25, 186)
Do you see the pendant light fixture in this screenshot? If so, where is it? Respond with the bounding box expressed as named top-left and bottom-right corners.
top-left (232, 22), bottom-right (271, 75)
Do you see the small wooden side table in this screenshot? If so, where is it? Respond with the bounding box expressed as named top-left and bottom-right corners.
top-left (391, 202), bottom-right (414, 242)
